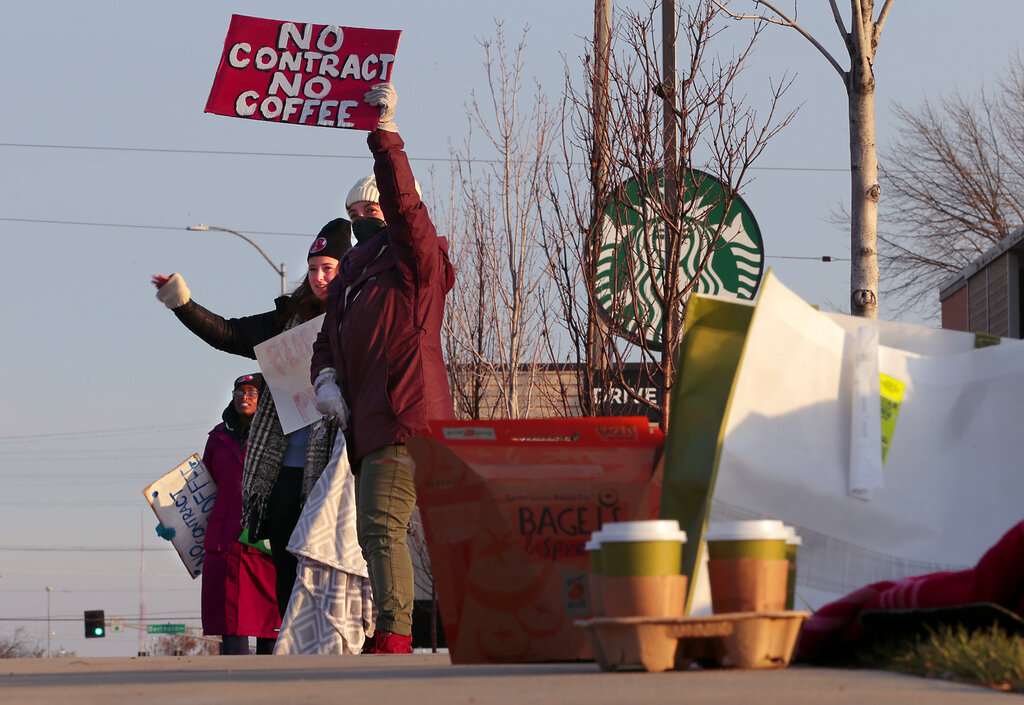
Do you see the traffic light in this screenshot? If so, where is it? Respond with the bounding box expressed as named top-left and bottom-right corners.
top-left (84, 609), bottom-right (106, 638)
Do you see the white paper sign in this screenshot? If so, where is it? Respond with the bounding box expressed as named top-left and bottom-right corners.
top-left (848, 323), bottom-right (883, 498)
top-left (254, 313), bottom-right (325, 434)
top-left (142, 454), bottom-right (217, 579)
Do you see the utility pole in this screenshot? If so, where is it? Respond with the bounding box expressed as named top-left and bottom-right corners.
top-left (139, 511), bottom-right (146, 656)
top-left (660, 0), bottom-right (680, 423)
top-left (45, 586), bottom-right (52, 658)
top-left (589, 0), bottom-right (613, 411)
top-left (662, 0), bottom-right (678, 224)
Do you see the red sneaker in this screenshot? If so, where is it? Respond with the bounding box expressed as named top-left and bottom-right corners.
top-left (362, 631), bottom-right (413, 654)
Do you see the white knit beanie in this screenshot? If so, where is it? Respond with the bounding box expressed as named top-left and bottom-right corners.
top-left (346, 175), bottom-right (379, 209)
top-left (345, 174), bottom-right (423, 209)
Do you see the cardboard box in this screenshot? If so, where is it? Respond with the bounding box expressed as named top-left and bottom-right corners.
top-left (407, 417), bottom-right (664, 664)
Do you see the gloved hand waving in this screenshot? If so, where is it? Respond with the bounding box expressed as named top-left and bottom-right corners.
top-left (152, 273), bottom-right (191, 309)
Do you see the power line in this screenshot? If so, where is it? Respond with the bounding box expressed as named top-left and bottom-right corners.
top-left (0, 140), bottom-right (850, 173)
top-left (0, 501), bottom-right (154, 507)
top-left (1, 614), bottom-right (202, 622)
top-left (0, 588), bottom-right (194, 594)
top-left (771, 254), bottom-right (850, 262)
top-left (0, 445), bottom-right (192, 454)
top-left (0, 455), bottom-right (194, 464)
top-left (0, 141), bottom-right (377, 162)
top-left (0, 422), bottom-right (208, 443)
top-left (0, 546), bottom-right (175, 552)
top-left (1, 216), bottom-right (847, 262)
top-left (0, 217), bottom-right (310, 239)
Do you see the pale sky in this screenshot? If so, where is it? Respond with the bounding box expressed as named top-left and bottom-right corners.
top-left (3, 1), bottom-right (1022, 656)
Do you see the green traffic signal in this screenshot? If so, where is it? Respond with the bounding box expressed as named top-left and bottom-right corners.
top-left (84, 609), bottom-right (106, 639)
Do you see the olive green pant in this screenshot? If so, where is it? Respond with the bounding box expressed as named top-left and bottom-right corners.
top-left (355, 444), bottom-right (416, 636)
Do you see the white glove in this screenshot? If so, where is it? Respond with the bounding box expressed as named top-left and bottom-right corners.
top-left (365, 83), bottom-right (398, 132)
top-left (314, 368), bottom-right (350, 429)
top-left (155, 273), bottom-right (191, 309)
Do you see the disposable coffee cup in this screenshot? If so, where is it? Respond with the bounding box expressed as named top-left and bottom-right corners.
top-left (782, 526), bottom-right (802, 611)
top-left (704, 520), bottom-right (790, 614)
top-left (593, 520), bottom-right (688, 618)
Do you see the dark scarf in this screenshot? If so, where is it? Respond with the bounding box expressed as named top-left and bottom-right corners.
top-left (240, 315), bottom-right (338, 540)
top-left (337, 230), bottom-right (391, 288)
top-left (221, 402), bottom-right (250, 445)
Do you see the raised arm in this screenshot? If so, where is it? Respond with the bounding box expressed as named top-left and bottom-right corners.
top-left (153, 272), bottom-right (279, 359)
top-left (363, 84), bottom-right (442, 288)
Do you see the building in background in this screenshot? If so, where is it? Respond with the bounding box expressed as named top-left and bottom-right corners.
top-left (449, 363), bottom-right (664, 424)
top-left (939, 225), bottom-right (1024, 338)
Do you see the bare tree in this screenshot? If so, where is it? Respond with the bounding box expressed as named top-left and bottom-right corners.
top-left (0, 629), bottom-right (44, 659)
top-left (877, 54), bottom-right (1024, 319)
top-left (546, 0), bottom-right (794, 429)
top-left (152, 632), bottom-right (219, 656)
top-left (716, 0), bottom-right (895, 319)
top-left (442, 24), bottom-right (564, 419)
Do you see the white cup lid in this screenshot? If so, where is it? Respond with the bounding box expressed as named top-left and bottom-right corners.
top-left (592, 519), bottom-right (687, 544)
top-left (704, 519), bottom-right (790, 541)
top-left (584, 540), bottom-right (600, 551)
top-left (782, 525), bottom-right (803, 546)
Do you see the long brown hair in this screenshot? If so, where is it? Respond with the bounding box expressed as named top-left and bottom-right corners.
top-left (279, 277), bottom-right (325, 323)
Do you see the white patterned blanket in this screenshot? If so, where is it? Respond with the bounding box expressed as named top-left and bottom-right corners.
top-left (275, 432), bottom-right (373, 654)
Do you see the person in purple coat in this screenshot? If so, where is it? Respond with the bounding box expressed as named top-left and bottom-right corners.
top-left (201, 373), bottom-right (281, 654)
top-left (158, 373), bottom-right (281, 654)
top-left (310, 83), bottom-right (456, 654)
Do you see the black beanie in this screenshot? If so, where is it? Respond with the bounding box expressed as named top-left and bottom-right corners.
top-left (308, 218), bottom-right (353, 261)
top-left (233, 372), bottom-right (264, 389)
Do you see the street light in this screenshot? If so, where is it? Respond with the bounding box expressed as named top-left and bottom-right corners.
top-left (186, 223), bottom-right (287, 295)
top-left (45, 586), bottom-right (51, 658)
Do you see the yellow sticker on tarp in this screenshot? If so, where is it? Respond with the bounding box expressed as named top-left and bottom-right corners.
top-left (974, 332), bottom-right (1001, 349)
top-left (880, 374), bottom-right (905, 465)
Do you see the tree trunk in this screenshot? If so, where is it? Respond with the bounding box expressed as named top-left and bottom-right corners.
top-left (847, 3), bottom-right (880, 319)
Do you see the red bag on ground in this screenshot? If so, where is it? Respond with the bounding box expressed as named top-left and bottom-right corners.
top-left (795, 518), bottom-right (1024, 661)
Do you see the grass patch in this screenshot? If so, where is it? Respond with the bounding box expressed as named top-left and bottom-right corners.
top-left (861, 625), bottom-right (1024, 693)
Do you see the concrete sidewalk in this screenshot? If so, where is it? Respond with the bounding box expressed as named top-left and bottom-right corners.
top-left (0, 653), bottom-right (1010, 705)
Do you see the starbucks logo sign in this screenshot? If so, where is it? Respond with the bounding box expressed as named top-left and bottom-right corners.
top-left (595, 169), bottom-right (763, 348)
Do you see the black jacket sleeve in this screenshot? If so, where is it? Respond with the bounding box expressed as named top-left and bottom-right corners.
top-left (171, 299), bottom-right (283, 359)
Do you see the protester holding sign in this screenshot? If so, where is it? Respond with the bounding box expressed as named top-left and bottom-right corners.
top-left (311, 83), bottom-right (456, 654)
top-left (152, 218), bottom-right (351, 616)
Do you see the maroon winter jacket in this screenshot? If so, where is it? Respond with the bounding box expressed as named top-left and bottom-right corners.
top-left (311, 129), bottom-right (455, 461)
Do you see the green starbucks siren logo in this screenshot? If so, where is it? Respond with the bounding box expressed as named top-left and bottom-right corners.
top-left (595, 169), bottom-right (763, 348)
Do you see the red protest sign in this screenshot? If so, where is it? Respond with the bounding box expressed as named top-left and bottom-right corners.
top-left (204, 15), bottom-right (401, 130)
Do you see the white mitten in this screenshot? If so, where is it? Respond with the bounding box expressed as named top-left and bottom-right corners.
top-left (155, 273), bottom-right (191, 309)
top-left (314, 368), bottom-right (350, 429)
top-left (365, 83), bottom-right (398, 132)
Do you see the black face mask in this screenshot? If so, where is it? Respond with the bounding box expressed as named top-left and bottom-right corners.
top-left (352, 217), bottom-right (387, 243)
